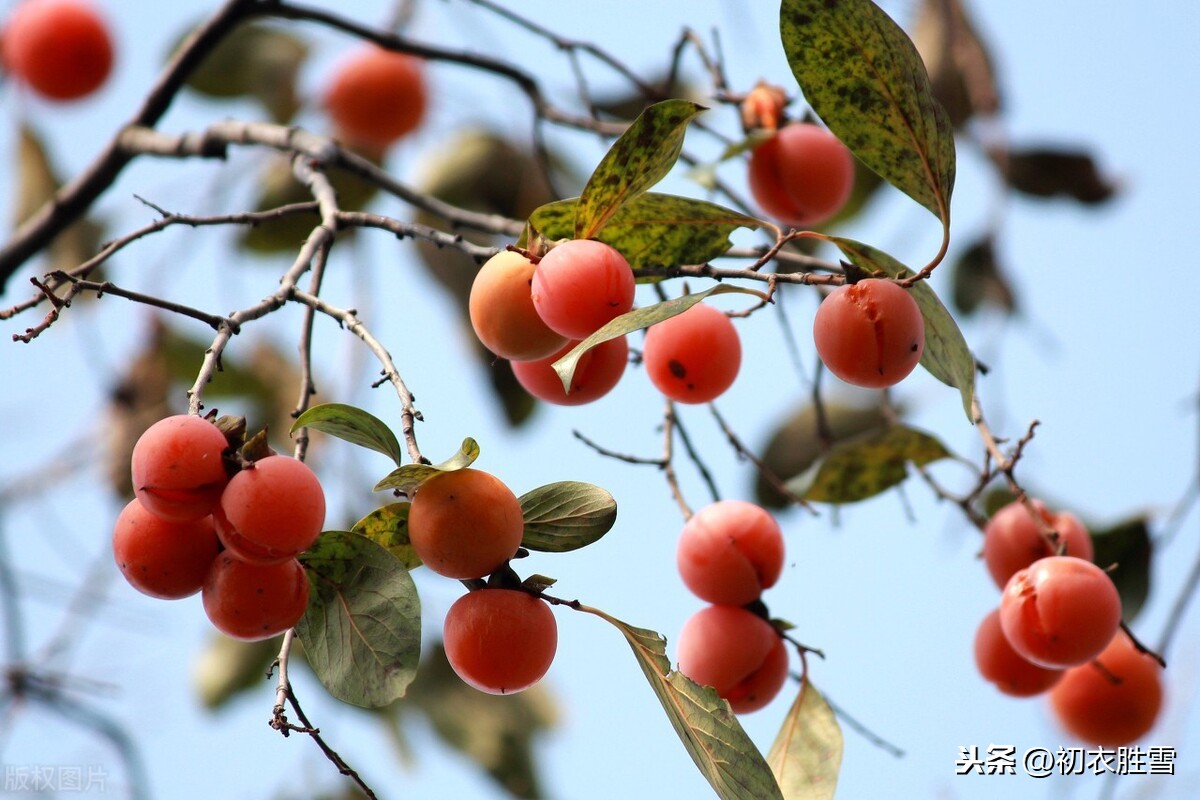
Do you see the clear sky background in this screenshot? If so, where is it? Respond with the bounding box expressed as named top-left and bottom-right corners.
top-left (0, 1), bottom-right (1197, 799)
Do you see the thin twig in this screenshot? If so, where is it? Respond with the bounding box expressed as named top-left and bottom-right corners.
top-left (668, 404), bottom-right (720, 507)
top-left (0, 0), bottom-right (262, 290)
top-left (661, 402), bottom-right (692, 521)
top-left (709, 405), bottom-right (815, 513)
top-left (279, 685), bottom-right (379, 800)
top-left (290, 289), bottom-right (426, 464)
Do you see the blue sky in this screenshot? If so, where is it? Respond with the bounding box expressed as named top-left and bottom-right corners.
top-left (0, 1), bottom-right (1197, 799)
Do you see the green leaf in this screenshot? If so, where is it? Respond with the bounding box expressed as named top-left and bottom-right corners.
top-left (575, 100), bottom-right (707, 239)
top-left (1090, 517), bottom-right (1152, 623)
top-left (296, 531), bottom-right (422, 708)
top-left (292, 402), bottom-right (403, 466)
top-left (519, 482), bottom-right (618, 553)
top-left (831, 238), bottom-right (976, 418)
top-left (788, 425), bottom-right (952, 503)
top-left (754, 402), bottom-right (890, 509)
top-left (528, 193), bottom-right (759, 280)
top-left (552, 286), bottom-right (766, 393)
top-left (950, 235), bottom-right (1016, 317)
top-left (373, 438), bottom-right (481, 496)
top-left (352, 502), bottom-right (421, 569)
top-left (768, 679), bottom-right (843, 800)
top-left (780, 0), bottom-right (955, 224)
top-left (583, 607), bottom-right (783, 800)
top-left (179, 21), bottom-right (308, 123)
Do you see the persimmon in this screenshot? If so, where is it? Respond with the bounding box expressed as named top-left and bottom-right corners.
top-left (983, 499), bottom-right (1093, 589)
top-left (530, 240), bottom-right (635, 339)
top-left (469, 250), bottom-right (567, 361)
top-left (973, 608), bottom-right (1063, 697)
top-left (510, 336), bottom-right (628, 406)
top-left (214, 455), bottom-right (326, 565)
top-left (747, 122), bottom-right (854, 229)
top-left (4, 0), bottom-right (112, 101)
top-left (812, 278), bottom-right (925, 389)
top-left (443, 588), bottom-right (557, 695)
top-left (131, 415), bottom-right (230, 522)
top-left (325, 45), bottom-right (426, 149)
top-left (1049, 633), bottom-right (1164, 746)
top-left (112, 499), bottom-right (221, 600)
top-left (202, 554), bottom-right (310, 641)
top-left (999, 556), bottom-right (1122, 669)
top-left (407, 468), bottom-right (524, 579)
top-left (676, 605), bottom-right (789, 714)
top-left (676, 500), bottom-right (784, 606)
top-left (642, 303), bottom-right (741, 404)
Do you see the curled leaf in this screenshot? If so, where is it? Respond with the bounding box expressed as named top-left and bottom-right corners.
top-left (373, 438), bottom-right (480, 496)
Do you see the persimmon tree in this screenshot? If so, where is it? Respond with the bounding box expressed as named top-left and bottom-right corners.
top-left (0, 0), bottom-right (1195, 798)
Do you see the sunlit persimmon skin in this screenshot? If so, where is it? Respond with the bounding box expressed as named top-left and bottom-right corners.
top-left (112, 499), bottom-right (221, 600)
top-left (747, 123), bottom-right (854, 229)
top-left (469, 250), bottom-right (568, 361)
top-left (325, 46), bottom-right (426, 149)
top-left (530, 240), bottom-right (635, 339)
top-left (510, 336), bottom-right (628, 406)
top-left (202, 555), bottom-right (309, 641)
top-left (443, 588), bottom-right (558, 695)
top-left (408, 468), bottom-right (524, 579)
top-left (676, 605), bottom-right (789, 714)
top-left (131, 415), bottom-right (230, 522)
top-left (214, 456), bottom-right (326, 565)
top-left (973, 608), bottom-right (1063, 697)
top-left (1050, 634), bottom-right (1164, 747)
top-left (676, 500), bottom-right (784, 606)
top-left (642, 303), bottom-right (742, 404)
top-left (4, 0), bottom-right (112, 101)
top-left (812, 279), bottom-right (925, 389)
top-left (983, 499), bottom-right (1093, 590)
top-left (999, 556), bottom-right (1122, 669)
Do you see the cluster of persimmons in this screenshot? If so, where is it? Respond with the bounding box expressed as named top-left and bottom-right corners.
top-left (113, 415), bottom-right (324, 641)
top-left (974, 500), bottom-right (1163, 746)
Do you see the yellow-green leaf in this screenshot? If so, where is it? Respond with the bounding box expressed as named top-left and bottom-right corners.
top-left (582, 606), bottom-right (783, 800)
top-left (575, 100), bottom-right (707, 239)
top-left (528, 192), bottom-right (759, 280)
top-left (352, 502), bottom-right (420, 569)
top-left (788, 424), bottom-right (952, 503)
top-left (768, 679), bottom-right (843, 800)
top-left (552, 286), bottom-right (766, 393)
top-left (780, 0), bottom-right (955, 225)
top-left (373, 438), bottom-right (480, 496)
